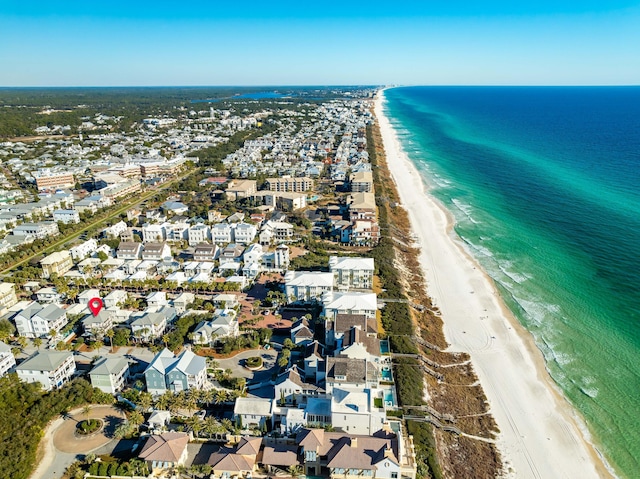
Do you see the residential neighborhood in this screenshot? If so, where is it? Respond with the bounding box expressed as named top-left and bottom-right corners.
top-left (0, 88), bottom-right (424, 479)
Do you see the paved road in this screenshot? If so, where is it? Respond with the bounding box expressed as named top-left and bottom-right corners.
top-left (30, 405), bottom-right (126, 479)
top-left (215, 349), bottom-right (278, 382)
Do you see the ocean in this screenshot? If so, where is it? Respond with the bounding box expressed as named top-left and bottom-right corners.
top-left (382, 86), bottom-right (640, 478)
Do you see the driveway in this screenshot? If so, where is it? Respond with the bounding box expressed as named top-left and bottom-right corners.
top-left (215, 349), bottom-right (278, 383)
top-left (30, 405), bottom-right (126, 479)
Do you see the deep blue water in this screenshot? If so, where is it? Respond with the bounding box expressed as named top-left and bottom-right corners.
top-left (383, 86), bottom-right (640, 478)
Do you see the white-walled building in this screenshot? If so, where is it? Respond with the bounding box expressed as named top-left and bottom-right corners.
top-left (70, 238), bottom-right (99, 261)
top-left (329, 256), bottom-right (375, 290)
top-left (14, 302), bottom-right (68, 338)
top-left (188, 224), bottom-right (211, 246)
top-left (322, 292), bottom-right (377, 320)
top-left (285, 271), bottom-right (334, 303)
top-left (53, 209), bottom-right (80, 224)
top-left (0, 341), bottom-right (16, 377)
top-left (16, 351), bottom-right (76, 391)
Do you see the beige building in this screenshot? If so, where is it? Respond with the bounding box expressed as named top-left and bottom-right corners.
top-left (40, 251), bottom-right (73, 279)
top-left (350, 171), bottom-right (374, 193)
top-left (0, 282), bottom-right (18, 313)
top-left (34, 172), bottom-right (75, 190)
top-left (266, 176), bottom-right (314, 192)
top-left (226, 179), bottom-right (257, 200)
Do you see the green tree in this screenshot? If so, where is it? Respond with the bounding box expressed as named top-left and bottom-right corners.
top-left (105, 329), bottom-right (115, 352)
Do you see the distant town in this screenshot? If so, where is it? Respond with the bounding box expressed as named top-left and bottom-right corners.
top-left (0, 87), bottom-right (425, 479)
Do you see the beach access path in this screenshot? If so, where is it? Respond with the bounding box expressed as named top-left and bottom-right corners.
top-left (374, 92), bottom-right (615, 479)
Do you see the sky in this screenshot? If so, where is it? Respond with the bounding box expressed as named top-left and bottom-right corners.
top-left (1, 0), bottom-right (639, 86)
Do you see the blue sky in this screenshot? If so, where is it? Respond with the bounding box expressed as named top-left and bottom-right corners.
top-left (1, 1), bottom-right (639, 86)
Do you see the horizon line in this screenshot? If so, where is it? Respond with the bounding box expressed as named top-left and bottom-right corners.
top-left (1, 84), bottom-right (639, 89)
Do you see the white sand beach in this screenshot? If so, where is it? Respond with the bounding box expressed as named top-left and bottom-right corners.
top-left (375, 91), bottom-right (615, 479)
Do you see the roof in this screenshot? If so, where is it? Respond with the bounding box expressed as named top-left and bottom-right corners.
top-left (348, 192), bottom-right (376, 210)
top-left (285, 271), bottom-right (334, 288)
top-left (233, 397), bottom-right (272, 416)
top-left (118, 242), bottom-right (141, 253)
top-left (40, 251), bottom-right (70, 265)
top-left (332, 314), bottom-right (376, 335)
top-left (326, 357), bottom-right (377, 384)
top-left (329, 256), bottom-right (375, 271)
top-left (143, 242), bottom-right (168, 253)
top-left (235, 436), bottom-right (262, 456)
top-left (261, 444), bottom-right (300, 467)
top-left (139, 432), bottom-right (189, 463)
top-left (145, 348), bottom-right (206, 378)
top-left (342, 327), bottom-right (381, 356)
top-left (296, 429), bottom-right (399, 469)
top-left (323, 292), bottom-right (377, 312)
top-left (16, 350), bottom-right (73, 372)
top-left (208, 450), bottom-right (255, 472)
top-left (90, 356), bottom-right (128, 376)
top-left (170, 349), bottom-right (206, 377)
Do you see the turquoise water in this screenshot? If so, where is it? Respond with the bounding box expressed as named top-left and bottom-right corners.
top-left (383, 86), bottom-right (640, 478)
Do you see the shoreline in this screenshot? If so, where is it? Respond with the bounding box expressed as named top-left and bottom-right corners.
top-left (374, 90), bottom-right (616, 479)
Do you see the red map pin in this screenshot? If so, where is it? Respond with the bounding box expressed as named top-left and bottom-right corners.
top-left (88, 297), bottom-right (103, 317)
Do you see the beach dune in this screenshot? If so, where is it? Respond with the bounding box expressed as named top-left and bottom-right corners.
top-left (375, 91), bottom-right (614, 479)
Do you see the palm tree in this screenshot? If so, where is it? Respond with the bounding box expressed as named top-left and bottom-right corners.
top-left (162, 334), bottom-right (170, 349)
top-left (137, 391), bottom-right (153, 411)
top-left (128, 410), bottom-right (144, 428)
top-left (221, 418), bottom-right (233, 432)
top-left (214, 389), bottom-right (228, 405)
top-left (203, 416), bottom-right (219, 438)
top-left (288, 465), bottom-right (303, 478)
top-left (82, 405), bottom-right (92, 422)
top-left (33, 337), bottom-right (43, 350)
top-left (200, 389), bottom-right (214, 407)
top-left (105, 329), bottom-right (115, 353)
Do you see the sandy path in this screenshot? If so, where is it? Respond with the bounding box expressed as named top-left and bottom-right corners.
top-left (375, 91), bottom-right (615, 479)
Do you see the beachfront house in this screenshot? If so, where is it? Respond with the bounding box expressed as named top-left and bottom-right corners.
top-left (285, 271), bottom-right (334, 303)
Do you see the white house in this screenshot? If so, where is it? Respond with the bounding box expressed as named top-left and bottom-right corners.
top-left (188, 224), bottom-right (211, 246)
top-left (330, 387), bottom-right (386, 436)
top-left (78, 289), bottom-right (101, 305)
top-left (53, 209), bottom-right (80, 224)
top-left (191, 309), bottom-right (239, 344)
top-left (142, 223), bottom-right (167, 243)
top-left (14, 302), bottom-right (67, 338)
top-left (322, 292), bottom-right (377, 320)
top-left (141, 242), bottom-right (172, 261)
top-left (103, 220), bottom-right (128, 238)
top-left (166, 222), bottom-right (189, 242)
top-left (329, 256), bottom-right (375, 290)
top-left (117, 242), bottom-right (143, 260)
top-left (131, 311), bottom-right (171, 341)
top-left (70, 238), bottom-right (99, 261)
top-left (233, 397), bottom-right (273, 429)
top-left (104, 290), bottom-right (128, 309)
top-left (285, 271), bottom-right (334, 303)
top-left (172, 292), bottom-right (195, 314)
top-left (211, 223), bottom-right (234, 244)
top-left (0, 341), bottom-right (16, 377)
top-left (16, 350), bottom-right (76, 391)
top-left (242, 243), bottom-right (264, 265)
top-left (233, 223), bottom-right (257, 245)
